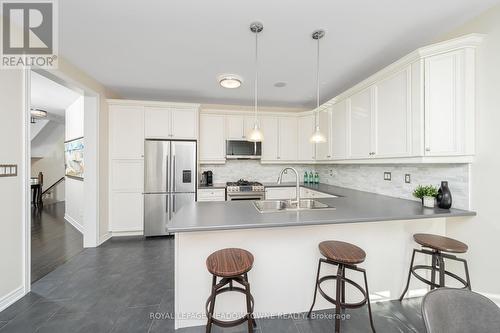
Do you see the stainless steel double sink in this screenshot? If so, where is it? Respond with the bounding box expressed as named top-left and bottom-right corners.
top-left (254, 199), bottom-right (336, 213)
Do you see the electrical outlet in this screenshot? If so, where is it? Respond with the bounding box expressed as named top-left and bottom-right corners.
top-left (384, 172), bottom-right (391, 181)
top-left (329, 169), bottom-right (335, 177)
top-left (405, 174), bottom-right (411, 184)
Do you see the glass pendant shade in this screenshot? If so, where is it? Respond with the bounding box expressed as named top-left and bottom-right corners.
top-left (310, 125), bottom-right (326, 143)
top-left (247, 123), bottom-right (264, 142)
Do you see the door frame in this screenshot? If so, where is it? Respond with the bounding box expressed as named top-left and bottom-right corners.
top-left (23, 68), bottom-right (101, 292)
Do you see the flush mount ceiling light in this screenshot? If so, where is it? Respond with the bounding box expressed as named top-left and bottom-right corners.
top-left (310, 29), bottom-right (327, 144)
top-left (218, 75), bottom-right (242, 89)
top-left (30, 108), bottom-right (48, 118)
top-left (247, 21), bottom-right (264, 142)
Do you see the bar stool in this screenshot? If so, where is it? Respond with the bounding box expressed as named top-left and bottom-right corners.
top-left (205, 248), bottom-right (256, 333)
top-left (308, 240), bottom-right (376, 333)
top-left (399, 233), bottom-right (471, 301)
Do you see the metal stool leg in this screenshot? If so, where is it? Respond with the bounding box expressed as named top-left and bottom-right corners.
top-left (307, 259), bottom-right (322, 318)
top-left (438, 254), bottom-right (445, 287)
top-left (244, 273), bottom-right (257, 328)
top-left (463, 259), bottom-right (471, 290)
top-left (341, 265), bottom-right (346, 313)
top-left (334, 264), bottom-right (343, 333)
top-left (243, 279), bottom-right (253, 333)
top-left (430, 253), bottom-right (437, 290)
top-left (362, 270), bottom-right (376, 333)
top-left (206, 275), bottom-right (217, 333)
top-left (399, 249), bottom-right (417, 301)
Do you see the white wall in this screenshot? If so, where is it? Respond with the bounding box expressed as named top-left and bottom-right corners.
top-left (31, 122), bottom-right (65, 202)
top-left (65, 96), bottom-right (85, 232)
top-left (436, 4), bottom-right (500, 300)
top-left (0, 69), bottom-right (25, 310)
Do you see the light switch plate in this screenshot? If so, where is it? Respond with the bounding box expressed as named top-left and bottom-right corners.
top-left (384, 172), bottom-right (391, 181)
top-left (0, 164), bottom-right (18, 177)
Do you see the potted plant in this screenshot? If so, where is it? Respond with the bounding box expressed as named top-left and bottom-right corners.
top-left (413, 185), bottom-right (438, 208)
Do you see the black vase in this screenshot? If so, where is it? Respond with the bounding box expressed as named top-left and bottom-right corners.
top-left (437, 181), bottom-right (452, 209)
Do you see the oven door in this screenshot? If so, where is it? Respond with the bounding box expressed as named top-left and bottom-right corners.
top-left (227, 192), bottom-right (265, 201)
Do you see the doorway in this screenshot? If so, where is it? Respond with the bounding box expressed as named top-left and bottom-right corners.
top-left (24, 69), bottom-right (100, 289)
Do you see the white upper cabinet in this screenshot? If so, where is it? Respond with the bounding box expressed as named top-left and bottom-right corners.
top-left (374, 67), bottom-right (412, 158)
top-left (349, 87), bottom-right (374, 159)
top-left (226, 115), bottom-right (245, 140)
top-left (424, 49), bottom-right (474, 156)
top-left (297, 114), bottom-right (316, 161)
top-left (110, 105), bottom-right (144, 159)
top-left (171, 108), bottom-right (198, 139)
top-left (226, 115), bottom-right (257, 140)
top-left (145, 107), bottom-right (198, 140)
top-left (200, 114), bottom-right (225, 163)
top-left (144, 107), bottom-right (171, 139)
top-left (260, 116), bottom-right (279, 161)
top-left (278, 117), bottom-right (298, 161)
top-left (331, 101), bottom-right (349, 160)
top-left (315, 109), bottom-right (331, 160)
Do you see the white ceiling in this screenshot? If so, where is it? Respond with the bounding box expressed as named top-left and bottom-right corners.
top-left (31, 71), bottom-right (81, 118)
top-left (59, 0), bottom-right (500, 108)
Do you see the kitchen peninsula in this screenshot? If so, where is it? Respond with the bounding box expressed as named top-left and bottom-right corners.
top-left (168, 183), bottom-right (475, 329)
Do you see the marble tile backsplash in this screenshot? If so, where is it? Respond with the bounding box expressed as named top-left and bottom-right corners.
top-left (201, 161), bottom-right (470, 210)
top-left (200, 161), bottom-right (316, 184)
top-left (316, 164), bottom-right (470, 209)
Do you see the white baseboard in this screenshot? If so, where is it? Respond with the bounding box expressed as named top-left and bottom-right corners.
top-left (64, 214), bottom-right (84, 234)
top-left (0, 286), bottom-right (25, 313)
top-left (111, 230), bottom-right (144, 237)
top-left (98, 232), bottom-right (111, 246)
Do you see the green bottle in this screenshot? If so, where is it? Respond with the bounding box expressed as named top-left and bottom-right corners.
top-left (314, 172), bottom-right (319, 184)
top-left (308, 171), bottom-right (314, 184)
top-left (304, 171), bottom-right (308, 184)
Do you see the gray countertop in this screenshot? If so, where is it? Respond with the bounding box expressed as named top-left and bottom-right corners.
top-left (197, 183), bottom-right (227, 189)
top-left (169, 183), bottom-right (475, 233)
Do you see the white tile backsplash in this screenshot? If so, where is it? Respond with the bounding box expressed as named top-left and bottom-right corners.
top-left (200, 161), bottom-right (315, 184)
top-left (201, 161), bottom-right (470, 210)
top-left (316, 164), bottom-right (470, 209)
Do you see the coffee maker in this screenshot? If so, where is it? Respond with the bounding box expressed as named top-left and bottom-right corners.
top-left (201, 171), bottom-right (213, 186)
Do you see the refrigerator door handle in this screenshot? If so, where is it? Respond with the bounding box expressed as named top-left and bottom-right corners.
top-left (166, 155), bottom-right (170, 193)
top-left (173, 155), bottom-right (176, 192)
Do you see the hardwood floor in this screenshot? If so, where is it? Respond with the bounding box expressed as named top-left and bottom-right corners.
top-left (31, 202), bottom-right (83, 283)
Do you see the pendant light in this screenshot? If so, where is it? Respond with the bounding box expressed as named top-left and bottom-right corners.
top-left (310, 29), bottom-right (327, 143)
top-left (247, 22), bottom-right (264, 142)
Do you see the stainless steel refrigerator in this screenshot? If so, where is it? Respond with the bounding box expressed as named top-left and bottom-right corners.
top-left (144, 140), bottom-right (197, 236)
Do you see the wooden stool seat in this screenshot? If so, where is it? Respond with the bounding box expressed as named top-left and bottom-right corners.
top-left (206, 248), bottom-right (254, 278)
top-left (319, 240), bottom-right (366, 264)
top-left (414, 233), bottom-right (468, 253)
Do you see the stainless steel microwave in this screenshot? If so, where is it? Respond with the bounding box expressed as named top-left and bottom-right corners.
top-left (226, 140), bottom-right (261, 160)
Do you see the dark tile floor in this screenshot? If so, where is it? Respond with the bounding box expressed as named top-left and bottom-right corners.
top-left (0, 237), bottom-right (426, 333)
top-left (31, 202), bottom-right (83, 283)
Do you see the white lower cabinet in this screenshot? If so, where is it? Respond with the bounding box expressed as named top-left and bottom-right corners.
top-left (111, 192), bottom-right (144, 232)
top-left (197, 188), bottom-right (226, 202)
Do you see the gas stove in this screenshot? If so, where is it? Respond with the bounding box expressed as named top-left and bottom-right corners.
top-left (226, 179), bottom-right (264, 192)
